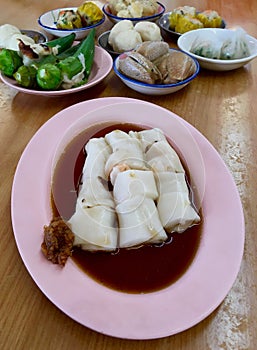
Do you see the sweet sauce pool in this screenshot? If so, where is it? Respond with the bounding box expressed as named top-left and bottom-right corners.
top-left (51, 123), bottom-right (202, 294)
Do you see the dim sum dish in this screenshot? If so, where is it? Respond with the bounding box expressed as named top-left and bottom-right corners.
top-left (103, 1), bottom-right (165, 24)
top-left (177, 28), bottom-right (257, 71)
top-left (158, 8), bottom-right (226, 39)
top-left (11, 97), bottom-right (244, 339)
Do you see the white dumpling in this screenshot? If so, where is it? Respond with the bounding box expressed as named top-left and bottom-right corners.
top-left (4, 33), bottom-right (35, 51)
top-left (145, 140), bottom-right (185, 173)
top-left (112, 29), bottom-right (142, 53)
top-left (116, 195), bottom-right (167, 248)
top-left (134, 21), bottom-right (162, 42)
top-left (78, 177), bottom-right (115, 209)
top-left (68, 204), bottom-right (118, 251)
top-left (156, 172), bottom-right (200, 233)
top-left (83, 137), bottom-right (111, 180)
top-left (0, 24), bottom-right (21, 48)
top-left (113, 169), bottom-right (158, 203)
top-left (108, 19), bottom-right (134, 46)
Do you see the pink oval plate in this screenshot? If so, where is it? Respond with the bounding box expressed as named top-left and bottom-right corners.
top-left (11, 97), bottom-right (244, 339)
top-left (0, 46), bottom-right (112, 96)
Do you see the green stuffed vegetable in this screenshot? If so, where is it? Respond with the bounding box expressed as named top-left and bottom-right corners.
top-left (13, 65), bottom-right (37, 88)
top-left (36, 63), bottom-right (62, 90)
top-left (0, 49), bottom-right (23, 76)
top-left (73, 28), bottom-right (95, 78)
top-left (57, 56), bottom-right (83, 80)
top-left (45, 33), bottom-right (76, 54)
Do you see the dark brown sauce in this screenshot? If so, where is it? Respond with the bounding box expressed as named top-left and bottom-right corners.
top-left (51, 123), bottom-right (202, 294)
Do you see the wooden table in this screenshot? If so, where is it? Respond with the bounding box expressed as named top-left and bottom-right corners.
top-left (1, 0), bottom-right (257, 349)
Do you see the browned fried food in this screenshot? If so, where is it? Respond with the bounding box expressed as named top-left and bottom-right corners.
top-left (41, 217), bottom-right (74, 266)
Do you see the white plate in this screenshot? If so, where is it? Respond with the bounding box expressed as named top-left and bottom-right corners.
top-left (11, 97), bottom-right (244, 339)
top-left (0, 46), bottom-right (112, 96)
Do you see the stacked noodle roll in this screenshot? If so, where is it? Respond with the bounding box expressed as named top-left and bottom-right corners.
top-left (68, 128), bottom-right (200, 251)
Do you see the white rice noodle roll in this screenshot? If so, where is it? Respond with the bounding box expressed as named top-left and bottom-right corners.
top-left (156, 172), bottom-right (200, 233)
top-left (113, 169), bottom-right (158, 203)
top-left (129, 128), bottom-right (166, 152)
top-left (105, 130), bottom-right (146, 177)
top-left (116, 195), bottom-right (167, 248)
top-left (109, 163), bottom-right (130, 185)
top-left (68, 204), bottom-right (118, 251)
top-left (156, 171), bottom-right (189, 194)
top-left (146, 140), bottom-right (185, 173)
top-left (78, 177), bottom-right (115, 209)
top-left (82, 137), bottom-right (111, 180)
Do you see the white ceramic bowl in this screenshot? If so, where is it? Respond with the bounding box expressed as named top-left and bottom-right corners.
top-left (177, 28), bottom-right (257, 71)
top-left (113, 49), bottom-right (200, 95)
top-left (102, 2), bottom-right (165, 24)
top-left (38, 7), bottom-right (105, 40)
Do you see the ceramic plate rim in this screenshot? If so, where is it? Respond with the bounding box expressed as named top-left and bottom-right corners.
top-left (0, 46), bottom-right (112, 96)
top-left (11, 97), bottom-right (244, 339)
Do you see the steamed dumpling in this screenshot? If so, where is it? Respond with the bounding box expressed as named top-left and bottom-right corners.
top-left (134, 21), bottom-right (162, 41)
top-left (111, 29), bottom-right (142, 53)
top-left (108, 19), bottom-right (134, 47)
